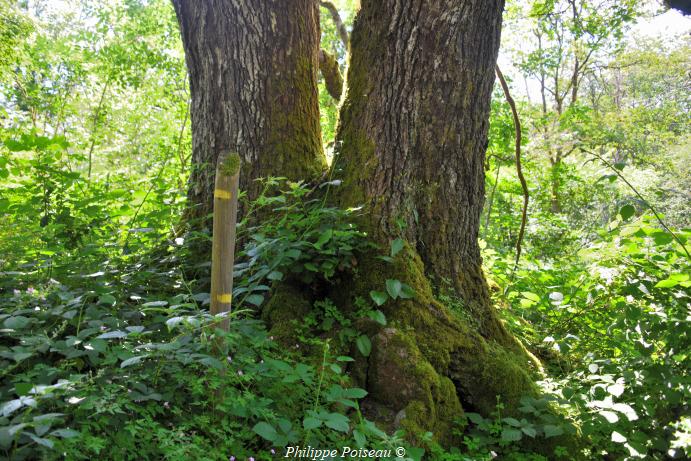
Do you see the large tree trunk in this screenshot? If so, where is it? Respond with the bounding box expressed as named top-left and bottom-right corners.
top-left (172, 0), bottom-right (326, 224)
top-left (335, 0), bottom-right (507, 337)
top-left (316, 0), bottom-right (551, 444)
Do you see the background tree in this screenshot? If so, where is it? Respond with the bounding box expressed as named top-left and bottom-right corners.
top-left (516, 0), bottom-right (638, 212)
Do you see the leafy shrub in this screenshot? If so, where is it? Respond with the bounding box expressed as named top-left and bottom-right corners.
top-left (491, 215), bottom-right (690, 460)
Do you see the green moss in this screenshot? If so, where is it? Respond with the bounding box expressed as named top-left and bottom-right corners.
top-left (334, 243), bottom-right (542, 442)
top-left (261, 283), bottom-right (313, 345)
top-left (219, 152), bottom-right (241, 176)
top-left (266, 52), bottom-right (327, 184)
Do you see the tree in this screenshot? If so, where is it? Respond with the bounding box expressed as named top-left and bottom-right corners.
top-left (175, 0), bottom-right (550, 445)
top-left (336, 0), bottom-right (509, 333)
top-left (325, 0), bottom-right (543, 441)
top-left (171, 0), bottom-right (327, 224)
top-left (516, 0), bottom-right (637, 213)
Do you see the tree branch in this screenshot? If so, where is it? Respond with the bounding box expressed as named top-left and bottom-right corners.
top-left (319, 49), bottom-right (344, 100)
top-left (496, 66), bottom-right (530, 270)
top-left (582, 148), bottom-right (691, 260)
top-left (319, 1), bottom-right (349, 49)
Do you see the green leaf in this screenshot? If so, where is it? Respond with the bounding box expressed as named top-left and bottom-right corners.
top-left (369, 290), bottom-right (388, 306)
top-left (96, 330), bottom-right (127, 340)
top-left (267, 271), bottom-right (283, 281)
top-left (28, 434), bottom-right (53, 448)
top-left (501, 428), bottom-right (523, 442)
top-left (390, 238), bottom-right (404, 257)
top-left (98, 294), bottom-right (116, 305)
top-left (407, 447), bottom-right (426, 461)
top-left (245, 294), bottom-right (265, 306)
top-left (356, 335), bottom-right (371, 357)
top-left (315, 229), bottom-right (333, 249)
top-left (655, 278), bottom-right (678, 288)
top-left (166, 316), bottom-right (185, 330)
top-left (285, 249), bottom-right (301, 259)
top-left (503, 417), bottom-right (521, 427)
top-left (329, 363), bottom-right (342, 374)
top-left (366, 310), bottom-right (387, 325)
top-left (521, 426), bottom-right (537, 438)
top-left (336, 356), bottom-right (354, 362)
top-left (342, 388), bottom-right (368, 399)
top-left (142, 300), bottom-right (168, 307)
top-left (51, 428), bottom-right (79, 438)
top-left (96, 330), bottom-right (127, 339)
top-left (15, 383), bottom-right (33, 396)
top-left (399, 283), bottom-right (415, 299)
top-left (385, 279), bottom-right (402, 299)
top-left (619, 204), bottom-right (635, 220)
top-left (521, 290), bottom-right (540, 300)
top-left (121, 356), bottom-right (146, 368)
top-left (303, 417), bottom-right (322, 430)
top-left (652, 232), bottom-right (673, 245)
top-left (324, 412), bottom-right (350, 432)
top-left (253, 422), bottom-right (278, 442)
top-left (0, 425), bottom-right (21, 448)
top-left (543, 424), bottom-right (563, 438)
top-left (3, 316), bottom-right (30, 330)
top-left (353, 429), bottom-right (366, 447)
top-left (200, 356), bottom-right (223, 369)
top-left (466, 413), bottom-right (485, 425)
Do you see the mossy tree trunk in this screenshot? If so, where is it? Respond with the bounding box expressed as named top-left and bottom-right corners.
top-left (319, 0), bottom-right (553, 444)
top-left (335, 0), bottom-right (509, 340)
top-left (172, 0), bottom-right (326, 225)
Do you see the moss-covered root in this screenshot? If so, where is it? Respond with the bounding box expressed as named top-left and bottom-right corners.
top-left (262, 248), bottom-right (582, 455)
top-left (261, 283), bottom-right (313, 345)
top-left (367, 328), bottom-right (463, 446)
top-left (343, 246), bottom-right (544, 443)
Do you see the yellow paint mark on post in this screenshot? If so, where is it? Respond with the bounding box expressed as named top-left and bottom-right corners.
top-left (216, 293), bottom-right (232, 303)
top-left (214, 189), bottom-right (232, 200)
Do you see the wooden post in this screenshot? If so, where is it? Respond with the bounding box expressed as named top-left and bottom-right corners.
top-left (210, 151), bottom-right (240, 332)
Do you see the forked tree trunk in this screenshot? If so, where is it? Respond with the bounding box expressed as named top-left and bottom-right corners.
top-left (174, 0), bottom-right (574, 451)
top-left (172, 0), bottom-right (326, 224)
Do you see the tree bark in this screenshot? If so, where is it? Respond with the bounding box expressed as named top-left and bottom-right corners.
top-left (335, 0), bottom-right (505, 320)
top-left (321, 0), bottom-right (551, 445)
top-left (172, 0), bottom-right (326, 224)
